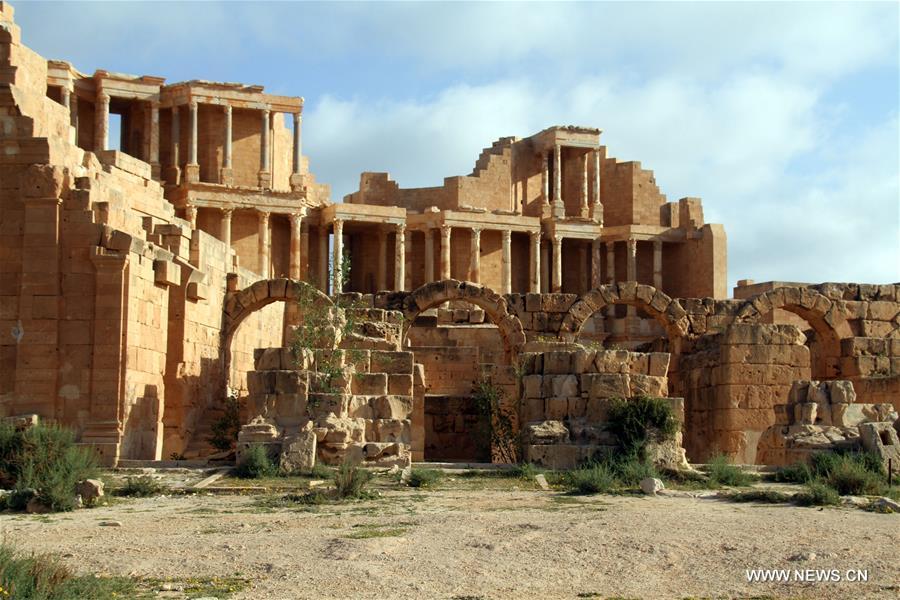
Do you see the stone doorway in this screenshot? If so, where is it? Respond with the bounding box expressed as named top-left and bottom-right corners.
top-left (423, 395), bottom-right (491, 462)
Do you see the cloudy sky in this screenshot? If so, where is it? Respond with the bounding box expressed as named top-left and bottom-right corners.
top-left (16, 1), bottom-right (899, 293)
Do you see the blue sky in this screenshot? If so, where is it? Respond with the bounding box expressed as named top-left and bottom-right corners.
top-left (16, 1), bottom-right (900, 293)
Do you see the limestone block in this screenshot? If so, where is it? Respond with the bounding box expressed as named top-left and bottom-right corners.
top-left (388, 374), bottom-right (413, 395)
top-left (541, 293), bottom-right (577, 313)
top-left (75, 479), bottom-right (104, 504)
top-left (868, 301), bottom-right (899, 321)
top-left (794, 402), bottom-right (818, 425)
top-left (351, 373), bottom-right (388, 395)
top-left (373, 395), bottom-right (413, 419)
top-left (594, 350), bottom-right (630, 374)
top-left (568, 397), bottom-right (587, 418)
top-left (629, 374), bottom-right (667, 398)
top-left (549, 374), bottom-right (578, 398)
top-left (858, 422), bottom-right (900, 471)
top-left (363, 442), bottom-right (401, 461)
top-left (648, 353), bottom-right (671, 377)
top-left (525, 293), bottom-right (542, 312)
top-left (716, 384), bottom-right (785, 410)
top-left (308, 393), bottom-right (349, 418)
top-left (523, 444), bottom-right (586, 470)
top-left (640, 477), bottom-right (664, 495)
top-left (586, 397), bottom-right (612, 423)
top-left (522, 397), bottom-right (545, 422)
top-left (721, 324), bottom-right (806, 346)
top-left (520, 420), bottom-right (569, 445)
top-left (348, 396), bottom-right (374, 419)
top-left (587, 373), bottom-right (631, 400)
top-left (543, 351), bottom-right (571, 374)
top-left (522, 375), bottom-right (543, 399)
top-left (254, 348), bottom-right (282, 371)
top-left (273, 393), bottom-right (308, 424)
top-left (627, 353), bottom-right (649, 375)
top-left (280, 429), bottom-right (317, 474)
top-left (545, 397), bottom-right (568, 420)
top-left (275, 371), bottom-right (306, 395)
top-left (468, 308), bottom-right (485, 324)
top-left (374, 418), bottom-right (411, 443)
top-left (247, 371), bottom-right (275, 396)
top-left (153, 260), bottom-right (180, 286)
top-left (371, 350), bottom-right (413, 374)
top-left (532, 312), bottom-right (549, 331)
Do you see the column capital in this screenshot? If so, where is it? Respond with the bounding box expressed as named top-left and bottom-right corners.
top-left (529, 230), bottom-right (541, 242)
top-left (149, 99), bottom-right (160, 110)
top-left (424, 227), bottom-right (434, 239)
top-left (189, 99), bottom-right (198, 110)
top-left (262, 108), bottom-right (271, 118)
top-left (395, 223), bottom-right (406, 234)
top-left (293, 112), bottom-right (301, 125)
top-left (258, 210), bottom-right (270, 223)
top-left (224, 104), bottom-right (232, 115)
top-left (221, 206), bottom-right (234, 217)
top-left (501, 229), bottom-right (512, 242)
top-left (471, 226), bottom-right (482, 236)
top-left (440, 223), bottom-right (452, 236)
top-left (290, 212), bottom-right (304, 228)
top-left (333, 218), bottom-right (344, 231)
top-left (97, 91), bottom-right (110, 104)
top-left (626, 238), bottom-right (637, 252)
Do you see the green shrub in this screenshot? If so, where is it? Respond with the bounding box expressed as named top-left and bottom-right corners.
top-left (612, 455), bottom-right (658, 486)
top-left (207, 396), bottom-right (241, 452)
top-left (795, 481), bottom-right (840, 506)
top-left (308, 463), bottom-right (333, 479)
top-left (809, 449), bottom-right (883, 479)
top-left (406, 468), bottom-right (443, 488)
top-left (824, 456), bottom-right (884, 496)
top-left (333, 459), bottom-right (372, 499)
top-left (773, 462), bottom-right (813, 484)
top-left (0, 542), bottom-right (138, 598)
top-left (730, 490), bottom-right (792, 504)
top-left (235, 444), bottom-right (278, 479)
top-left (0, 423), bottom-right (99, 512)
top-left (703, 454), bottom-right (756, 487)
top-left (113, 475), bottom-right (166, 497)
top-left (567, 462), bottom-right (615, 495)
top-left (606, 396), bottom-right (677, 458)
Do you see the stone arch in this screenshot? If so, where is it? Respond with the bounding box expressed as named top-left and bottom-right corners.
top-left (401, 279), bottom-right (526, 360)
top-left (736, 286), bottom-right (853, 378)
top-left (558, 283), bottom-right (690, 344)
top-left (222, 278), bottom-right (333, 385)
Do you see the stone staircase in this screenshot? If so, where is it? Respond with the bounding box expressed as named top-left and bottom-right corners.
top-left (469, 136), bottom-right (516, 178)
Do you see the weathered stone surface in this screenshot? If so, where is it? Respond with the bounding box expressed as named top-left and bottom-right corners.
top-left (640, 477), bottom-right (664, 495)
top-left (280, 429), bottom-right (317, 474)
top-left (75, 479), bottom-right (104, 504)
top-left (521, 420), bottom-right (570, 445)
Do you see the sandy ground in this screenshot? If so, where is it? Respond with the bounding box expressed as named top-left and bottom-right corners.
top-left (2, 476), bottom-right (898, 600)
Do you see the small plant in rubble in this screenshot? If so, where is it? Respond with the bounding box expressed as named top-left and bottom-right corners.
top-left (471, 377), bottom-right (518, 464)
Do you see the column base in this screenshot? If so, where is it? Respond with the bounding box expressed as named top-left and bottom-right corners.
top-left (80, 420), bottom-right (122, 467)
top-left (150, 162), bottom-right (161, 181)
top-left (552, 201), bottom-right (566, 219)
top-left (579, 206), bottom-right (590, 219)
top-left (184, 164), bottom-right (200, 184)
top-left (258, 171), bottom-right (272, 189)
top-left (541, 203), bottom-right (553, 219)
top-left (592, 202), bottom-right (604, 225)
top-left (164, 166), bottom-right (181, 186)
top-left (289, 173), bottom-right (306, 192)
top-left (219, 168), bottom-right (234, 186)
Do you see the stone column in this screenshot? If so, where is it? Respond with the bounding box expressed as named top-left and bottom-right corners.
top-left (169, 105), bottom-right (180, 184)
top-left (394, 224), bottom-right (406, 291)
top-left (290, 210), bottom-right (305, 280)
top-left (626, 238), bottom-right (637, 317)
top-left (578, 242), bottom-right (588, 292)
top-left (220, 208), bottom-right (233, 266)
top-left (318, 225), bottom-right (328, 292)
top-left (290, 113), bottom-right (303, 191)
top-left (606, 241), bottom-right (615, 318)
top-left (424, 228), bottom-right (435, 283)
top-left (553, 143), bottom-right (563, 210)
top-left (440, 224), bottom-right (452, 280)
top-left (70, 92), bottom-right (79, 145)
top-left (377, 229), bottom-right (387, 291)
top-left (258, 109), bottom-right (271, 188)
top-left (149, 100), bottom-right (160, 179)
top-left (469, 227), bottom-right (481, 283)
top-left (529, 231), bottom-right (541, 293)
top-left (592, 148), bottom-right (603, 223)
top-left (61, 88), bottom-right (74, 144)
top-left (653, 240), bottom-right (663, 290)
top-left (332, 219), bottom-right (344, 293)
top-left (551, 235), bottom-right (563, 293)
top-left (221, 105), bottom-right (233, 185)
top-left (184, 204), bottom-right (197, 230)
top-left (540, 242), bottom-right (549, 293)
top-left (184, 100), bottom-right (199, 183)
top-left (581, 152), bottom-right (589, 217)
top-left (258, 211), bottom-right (271, 277)
top-left (501, 229), bottom-right (512, 294)
top-left (591, 238), bottom-right (602, 289)
top-left (300, 221), bottom-right (310, 280)
top-left (94, 92), bottom-right (109, 152)
top-left (541, 152), bottom-right (550, 216)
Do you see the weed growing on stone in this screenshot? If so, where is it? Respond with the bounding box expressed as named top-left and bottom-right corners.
top-left (405, 468), bottom-right (443, 488)
top-left (235, 444), bottom-right (279, 479)
top-left (794, 481), bottom-right (841, 507)
top-left (703, 454), bottom-right (757, 487)
top-left (113, 475), bottom-right (168, 497)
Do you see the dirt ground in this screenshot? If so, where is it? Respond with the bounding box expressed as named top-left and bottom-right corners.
top-left (2, 472), bottom-right (898, 600)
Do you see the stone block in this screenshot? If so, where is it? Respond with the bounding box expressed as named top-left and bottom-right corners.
top-left (247, 371), bottom-right (275, 395)
top-left (280, 429), bottom-right (317, 474)
top-left (548, 374), bottom-right (578, 398)
top-left (568, 397), bottom-right (587, 418)
top-left (388, 374), bottom-right (413, 395)
top-left (374, 418), bottom-right (411, 443)
top-left (522, 374), bottom-right (543, 399)
top-left (348, 396), bottom-right (374, 419)
top-left (373, 395), bottom-right (413, 419)
top-left (648, 353), bottom-right (670, 377)
top-left (254, 348), bottom-right (282, 371)
top-left (545, 397), bottom-right (568, 420)
top-left (629, 374), bottom-right (667, 397)
top-left (371, 350), bottom-right (413, 374)
top-left (520, 420), bottom-right (569, 445)
top-left (594, 350), bottom-right (630, 374)
top-left (572, 349), bottom-right (596, 374)
top-left (522, 397), bottom-right (545, 422)
top-left (586, 373), bottom-right (630, 399)
top-left (543, 351), bottom-right (571, 374)
top-left (308, 393), bottom-right (349, 418)
top-left (351, 373), bottom-right (388, 396)
top-left (858, 422), bottom-right (900, 472)
top-left (274, 371), bottom-right (306, 395)
top-left (153, 260), bottom-right (180, 286)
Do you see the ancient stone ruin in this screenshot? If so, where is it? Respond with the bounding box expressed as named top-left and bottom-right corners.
top-left (0, 1), bottom-right (897, 473)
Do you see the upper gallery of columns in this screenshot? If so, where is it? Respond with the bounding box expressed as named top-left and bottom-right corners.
top-left (43, 62), bottom-right (331, 214)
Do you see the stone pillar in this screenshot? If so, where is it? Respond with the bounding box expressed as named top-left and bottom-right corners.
top-left (258, 211), bottom-right (271, 277)
top-left (168, 105), bottom-right (180, 184)
top-left (318, 225), bottom-right (328, 292)
top-left (221, 104), bottom-right (233, 185)
top-left (290, 113), bottom-right (303, 191)
top-left (469, 227), bottom-right (481, 283)
top-left (300, 221), bottom-right (310, 280)
top-left (578, 242), bottom-right (588, 292)
top-left (553, 143), bottom-right (563, 210)
top-left (60, 88), bottom-right (74, 144)
top-left (529, 231), bottom-right (541, 293)
top-left (220, 208), bottom-right (233, 267)
top-left (184, 100), bottom-right (199, 183)
top-left (184, 204), bottom-right (197, 230)
top-left (332, 219), bottom-right (344, 293)
top-left (581, 152), bottom-right (589, 217)
top-left (653, 240), bottom-right (663, 290)
top-left (394, 224), bottom-right (406, 291)
top-left (94, 92), bottom-right (109, 152)
top-left (149, 100), bottom-right (160, 179)
top-left (541, 152), bottom-right (550, 217)
top-left (501, 229), bottom-right (512, 294)
top-left (377, 229), bottom-right (387, 291)
top-left (424, 228), bottom-right (435, 283)
top-left (551, 235), bottom-right (563, 292)
top-left (626, 238), bottom-right (637, 317)
top-left (70, 92), bottom-right (79, 145)
top-left (592, 148), bottom-right (603, 224)
top-left (606, 241), bottom-right (615, 318)
top-left (591, 238), bottom-right (602, 289)
top-left (290, 210), bottom-right (305, 280)
top-left (440, 224), bottom-right (452, 280)
top-left (258, 109), bottom-right (272, 188)
top-left (540, 242), bottom-right (550, 293)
